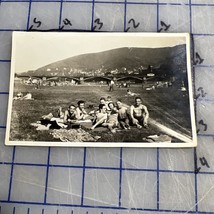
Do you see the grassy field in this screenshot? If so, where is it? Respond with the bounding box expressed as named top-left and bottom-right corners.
top-left (9, 82), bottom-right (192, 143)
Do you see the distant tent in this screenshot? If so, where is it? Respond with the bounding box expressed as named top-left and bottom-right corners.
top-left (147, 73), bottom-right (155, 77)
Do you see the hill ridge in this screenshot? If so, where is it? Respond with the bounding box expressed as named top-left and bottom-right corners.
top-left (21, 45), bottom-right (186, 78)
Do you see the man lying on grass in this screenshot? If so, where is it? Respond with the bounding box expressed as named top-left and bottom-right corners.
top-left (64, 101), bottom-right (93, 128)
top-left (64, 104), bottom-right (77, 123)
top-left (40, 100), bottom-right (90, 129)
top-left (63, 101), bottom-right (90, 123)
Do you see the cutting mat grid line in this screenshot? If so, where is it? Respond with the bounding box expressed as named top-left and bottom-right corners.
top-left (44, 147), bottom-right (51, 204)
top-left (0, 202), bottom-right (212, 214)
top-left (194, 148), bottom-right (198, 212)
top-left (91, 0), bottom-right (95, 31)
top-left (80, 147), bottom-right (87, 206)
top-left (58, 0), bottom-right (64, 29)
top-left (1, 146), bottom-right (209, 213)
top-left (156, 5), bottom-right (160, 211)
top-left (118, 147), bottom-right (122, 207)
top-left (0, 204), bottom-right (208, 214)
top-left (190, 2), bottom-right (198, 211)
top-left (1, 161), bottom-right (214, 174)
top-left (156, 148), bottom-right (160, 210)
top-left (1, 1), bottom-right (214, 6)
top-left (26, 0), bottom-right (32, 30)
top-left (7, 147), bottom-right (16, 202)
top-left (0, 0), bottom-right (213, 213)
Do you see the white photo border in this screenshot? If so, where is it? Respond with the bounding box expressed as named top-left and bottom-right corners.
top-left (5, 32), bottom-right (197, 147)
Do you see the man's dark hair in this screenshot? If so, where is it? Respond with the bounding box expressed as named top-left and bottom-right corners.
top-left (107, 96), bottom-right (111, 99)
top-left (108, 102), bottom-right (115, 108)
top-left (99, 104), bottom-right (106, 110)
top-left (69, 104), bottom-right (75, 108)
top-left (77, 100), bottom-right (85, 106)
top-left (135, 97), bottom-right (142, 101)
top-left (100, 97), bottom-right (106, 101)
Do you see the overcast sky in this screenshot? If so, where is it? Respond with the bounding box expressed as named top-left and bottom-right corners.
top-left (13, 32), bottom-right (187, 73)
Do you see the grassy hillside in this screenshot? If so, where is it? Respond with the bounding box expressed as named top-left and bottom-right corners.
top-left (21, 45), bottom-right (186, 78)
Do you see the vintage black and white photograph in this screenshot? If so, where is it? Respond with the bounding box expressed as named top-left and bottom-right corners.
top-left (6, 32), bottom-right (197, 147)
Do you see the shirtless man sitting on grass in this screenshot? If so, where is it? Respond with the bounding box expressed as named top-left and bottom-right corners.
top-left (130, 97), bottom-right (149, 129)
top-left (76, 100), bottom-right (89, 120)
top-left (116, 100), bottom-right (130, 130)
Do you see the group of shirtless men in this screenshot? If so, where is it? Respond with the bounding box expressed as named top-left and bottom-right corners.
top-left (61, 96), bottom-right (149, 133)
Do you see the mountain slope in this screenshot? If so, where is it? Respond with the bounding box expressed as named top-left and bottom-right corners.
top-left (21, 45), bottom-right (186, 77)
